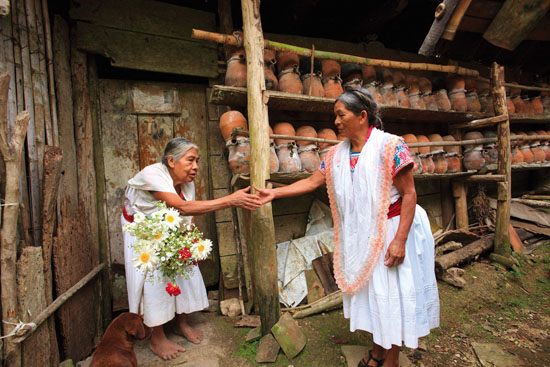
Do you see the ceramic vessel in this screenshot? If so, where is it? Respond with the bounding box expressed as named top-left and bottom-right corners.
top-left (447, 76), bottom-right (465, 91)
top-left (273, 122), bottom-right (295, 145)
top-left (408, 92), bottom-right (426, 109)
top-left (417, 135), bottom-right (434, 174)
top-left (298, 145), bottom-right (321, 173)
top-left (227, 137), bottom-right (251, 174)
top-left (531, 96), bottom-right (544, 115)
top-left (296, 125), bottom-right (317, 147)
top-left (463, 131), bottom-right (484, 151)
top-left (506, 96), bottom-right (516, 114)
top-left (276, 142), bottom-right (302, 172)
top-left (341, 63), bottom-right (363, 87)
top-left (317, 128), bottom-right (337, 151)
top-left (512, 96), bottom-right (526, 114)
top-left (278, 67), bottom-right (303, 94)
top-left (321, 59), bottom-right (341, 78)
top-left (395, 88), bottom-right (411, 108)
top-left (479, 94), bottom-right (495, 114)
top-left (269, 143), bottom-right (279, 173)
top-left (536, 130), bottom-right (550, 161)
top-left (434, 89), bottom-right (451, 111)
top-left (276, 51), bottom-right (299, 74)
top-left (361, 65), bottom-right (376, 85)
top-left (406, 75), bottom-right (420, 94)
top-left (402, 133), bottom-right (422, 174)
top-left (225, 49), bottom-right (247, 87)
top-left (365, 82), bottom-right (384, 105)
top-left (428, 134), bottom-right (447, 173)
top-left (423, 93), bottom-right (439, 111)
top-left (482, 131), bottom-right (498, 165)
top-left (463, 148), bottom-right (485, 170)
top-left (219, 110), bottom-right (248, 142)
top-left (466, 92), bottom-right (481, 113)
top-left (542, 96), bottom-right (550, 114)
top-left (302, 73), bottom-right (325, 97)
top-left (418, 77), bottom-right (432, 94)
top-left (323, 76), bottom-right (344, 98)
top-left (380, 86), bottom-right (398, 106)
top-left (448, 89), bottom-right (468, 112)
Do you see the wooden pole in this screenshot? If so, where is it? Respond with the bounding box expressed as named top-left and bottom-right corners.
top-left (491, 62), bottom-right (512, 256)
top-left (240, 0), bottom-right (280, 335)
top-left (191, 28), bottom-right (480, 77)
top-left (450, 126), bottom-right (468, 229)
top-left (41, 0), bottom-right (58, 147)
top-left (483, 0), bottom-right (550, 51)
top-left (1, 72), bottom-right (31, 367)
top-left (418, 0), bottom-right (461, 56)
top-left (441, 0), bottom-right (472, 41)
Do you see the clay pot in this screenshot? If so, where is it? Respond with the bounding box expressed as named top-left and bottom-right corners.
top-left (276, 51), bottom-right (299, 74)
top-left (523, 97), bottom-right (534, 114)
top-left (402, 133), bottom-right (422, 174)
top-left (428, 134), bottom-right (444, 152)
top-left (270, 143), bottom-right (279, 173)
top-left (476, 80), bottom-right (490, 95)
top-left (465, 78), bottom-right (477, 92)
top-left (506, 97), bottom-right (516, 115)
top-left (302, 74), bottom-right (325, 97)
top-left (541, 83), bottom-right (550, 97)
top-left (543, 96), bottom-right (550, 114)
top-left (479, 94), bottom-right (495, 114)
top-left (448, 89), bottom-right (468, 112)
top-left (442, 135), bottom-right (460, 155)
top-left (510, 146), bottom-right (524, 164)
top-left (276, 142), bottom-right (302, 172)
top-left (264, 64), bottom-right (279, 91)
top-left (527, 131), bottom-right (546, 162)
top-left (323, 77), bottom-right (344, 98)
top-left (536, 130), bottom-right (550, 161)
top-left (298, 145), bottom-right (321, 173)
top-left (447, 76), bottom-right (465, 91)
top-left (434, 89), bottom-right (452, 111)
top-left (365, 82), bottom-right (384, 105)
top-left (516, 131), bottom-right (528, 145)
top-left (406, 75), bottom-right (420, 94)
top-left (393, 71), bottom-right (406, 88)
top-left (531, 96), bottom-right (544, 115)
top-left (227, 137), bottom-right (250, 174)
top-left (509, 82), bottom-right (521, 97)
top-left (321, 59), bottom-right (341, 78)
top-left (362, 65), bottom-right (376, 84)
top-left (420, 155), bottom-right (435, 174)
top-left (381, 68), bottom-right (393, 84)
top-left (423, 93), bottom-right (439, 111)
top-left (278, 67), bottom-right (303, 94)
top-left (466, 92), bottom-right (481, 113)
top-left (219, 111), bottom-right (248, 142)
top-left (341, 63), bottom-right (363, 86)
top-left (296, 125), bottom-right (317, 147)
top-left (428, 134), bottom-right (447, 173)
top-left (463, 148), bottom-right (485, 170)
top-left (443, 135), bottom-right (462, 174)
top-left (273, 122), bottom-right (295, 145)
top-left (418, 77), bottom-right (432, 94)
top-left (395, 88), bottom-right (411, 107)
top-left (512, 96), bottom-right (527, 114)
top-left (463, 131), bottom-right (484, 150)
top-left (380, 86), bottom-right (398, 106)
top-left (520, 145), bottom-right (535, 163)
top-left (225, 50), bottom-right (247, 87)
top-left (317, 128), bottom-right (337, 150)
top-left (482, 131), bottom-right (498, 165)
top-left (416, 135), bottom-right (431, 155)
top-left (408, 92), bottom-right (426, 109)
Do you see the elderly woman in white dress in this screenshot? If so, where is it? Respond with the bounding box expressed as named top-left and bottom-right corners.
top-left (122, 137), bottom-right (262, 360)
top-left (256, 86), bottom-right (439, 367)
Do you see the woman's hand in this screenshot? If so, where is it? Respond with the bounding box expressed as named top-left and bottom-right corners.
top-left (228, 186), bottom-right (263, 210)
top-left (254, 187), bottom-right (276, 204)
top-left (384, 238), bottom-right (406, 267)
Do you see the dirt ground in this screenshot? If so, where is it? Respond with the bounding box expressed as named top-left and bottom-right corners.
top-left (82, 241), bottom-right (550, 366)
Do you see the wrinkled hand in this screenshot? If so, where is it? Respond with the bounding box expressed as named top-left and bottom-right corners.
top-left (229, 186), bottom-right (262, 210)
top-left (254, 186), bottom-right (276, 205)
top-left (384, 238), bottom-right (406, 267)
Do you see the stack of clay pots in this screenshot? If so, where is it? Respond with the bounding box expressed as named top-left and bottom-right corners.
top-left (428, 134), bottom-right (447, 173)
top-left (462, 131), bottom-right (485, 170)
top-left (402, 134), bottom-right (423, 174)
top-left (321, 60), bottom-right (343, 98)
top-left (296, 126), bottom-right (321, 173)
top-left (273, 122), bottom-right (302, 172)
top-left (220, 111), bottom-right (250, 174)
top-left (482, 130), bottom-right (498, 165)
top-left (447, 76), bottom-right (467, 112)
top-left (465, 78), bottom-right (481, 113)
top-left (406, 75), bottom-right (426, 110)
top-left (317, 128), bottom-right (337, 160)
top-left (442, 135), bottom-right (462, 173)
top-left (277, 51), bottom-right (303, 94)
top-left (417, 135), bottom-right (435, 173)
top-left (419, 77), bottom-right (438, 111)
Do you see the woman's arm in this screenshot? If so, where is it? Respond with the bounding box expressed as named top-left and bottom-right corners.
top-left (152, 186), bottom-right (262, 216)
top-left (256, 169), bottom-right (326, 204)
top-left (384, 164), bottom-right (417, 267)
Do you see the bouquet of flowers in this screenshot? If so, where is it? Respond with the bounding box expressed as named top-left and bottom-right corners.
top-left (123, 201), bottom-right (212, 296)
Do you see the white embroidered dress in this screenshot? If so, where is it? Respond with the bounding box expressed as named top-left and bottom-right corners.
top-left (323, 128), bottom-right (439, 349)
top-left (122, 163), bottom-right (209, 327)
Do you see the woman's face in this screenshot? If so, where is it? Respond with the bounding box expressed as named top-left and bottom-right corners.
top-left (167, 148), bottom-right (199, 183)
top-left (333, 101), bottom-right (367, 139)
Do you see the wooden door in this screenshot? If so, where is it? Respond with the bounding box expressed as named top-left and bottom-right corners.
top-left (98, 80), bottom-right (218, 310)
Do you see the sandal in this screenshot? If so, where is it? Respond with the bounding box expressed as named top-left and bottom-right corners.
top-left (357, 350), bottom-right (385, 367)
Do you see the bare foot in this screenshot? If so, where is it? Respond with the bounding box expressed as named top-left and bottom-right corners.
top-left (150, 338), bottom-right (185, 360)
top-left (174, 322), bottom-right (203, 344)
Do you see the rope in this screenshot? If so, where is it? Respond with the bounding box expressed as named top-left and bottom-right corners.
top-left (0, 320), bottom-right (36, 339)
top-left (0, 202), bottom-right (19, 207)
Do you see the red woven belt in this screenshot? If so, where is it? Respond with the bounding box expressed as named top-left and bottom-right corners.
top-left (387, 197), bottom-right (402, 219)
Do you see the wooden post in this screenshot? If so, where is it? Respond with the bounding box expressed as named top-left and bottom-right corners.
top-left (441, 0), bottom-right (472, 41)
top-left (240, 0), bottom-right (280, 335)
top-left (418, 0), bottom-right (461, 56)
top-left (450, 128), bottom-right (468, 229)
top-left (491, 63), bottom-right (512, 256)
top-left (483, 0), bottom-right (550, 51)
top-left (1, 71), bottom-right (31, 367)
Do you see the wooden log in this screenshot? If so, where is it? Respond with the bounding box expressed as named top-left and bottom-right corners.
top-left (442, 0), bottom-right (472, 41)
top-left (53, 15), bottom-right (78, 213)
top-left (40, 0), bottom-right (59, 146)
top-left (41, 145), bottom-right (62, 365)
top-left (293, 291), bottom-right (343, 319)
top-left (241, 0), bottom-right (280, 335)
top-left (522, 195), bottom-right (550, 200)
top-left (488, 253), bottom-right (517, 269)
top-left (435, 235), bottom-right (494, 274)
top-left (418, 0), bottom-right (461, 56)
top-left (0, 73), bottom-right (31, 367)
top-left (192, 28), bottom-right (480, 77)
top-left (492, 63), bottom-right (512, 256)
top-left (449, 114), bottom-right (508, 130)
top-left (460, 174), bottom-right (506, 182)
top-left (511, 198), bottom-right (550, 209)
top-left (483, 0), bottom-right (550, 51)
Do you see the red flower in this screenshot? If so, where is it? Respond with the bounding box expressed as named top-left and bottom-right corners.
top-left (165, 282), bottom-right (181, 296)
top-left (178, 247), bottom-right (191, 258)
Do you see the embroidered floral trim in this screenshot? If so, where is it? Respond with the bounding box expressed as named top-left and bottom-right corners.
top-left (326, 135), bottom-right (399, 295)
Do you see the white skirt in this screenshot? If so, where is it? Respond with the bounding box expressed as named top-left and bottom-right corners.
top-left (122, 215), bottom-right (209, 327)
top-left (342, 205), bottom-right (440, 349)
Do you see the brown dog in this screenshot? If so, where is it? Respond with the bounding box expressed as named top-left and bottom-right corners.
top-left (90, 312), bottom-right (151, 367)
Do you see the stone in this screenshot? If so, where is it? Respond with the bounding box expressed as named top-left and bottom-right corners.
top-left (341, 345), bottom-right (368, 367)
top-left (471, 342), bottom-right (524, 366)
top-left (207, 298), bottom-right (218, 313)
top-left (255, 334), bottom-right (280, 363)
top-left (271, 312), bottom-right (307, 359)
top-left (418, 340), bottom-right (427, 351)
top-left (245, 327), bottom-right (262, 342)
top-left (441, 267), bottom-right (467, 288)
top-left (220, 298), bottom-right (241, 317)
top-left (76, 357), bottom-right (91, 367)
top-left (59, 360), bottom-right (75, 367)
top-left (208, 290), bottom-right (219, 300)
top-left (399, 352), bottom-right (415, 367)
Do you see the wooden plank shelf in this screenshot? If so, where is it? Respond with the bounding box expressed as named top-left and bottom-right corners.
top-left (486, 162), bottom-right (550, 172)
top-left (210, 85), bottom-right (487, 123)
top-left (509, 114), bottom-right (550, 124)
top-left (231, 170), bottom-right (479, 187)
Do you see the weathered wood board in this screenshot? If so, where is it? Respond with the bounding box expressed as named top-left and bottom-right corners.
top-left (138, 115), bottom-right (173, 169)
top-left (75, 22), bottom-right (218, 78)
top-left (52, 201), bottom-right (97, 362)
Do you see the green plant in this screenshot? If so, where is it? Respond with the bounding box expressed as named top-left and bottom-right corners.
top-left (235, 339), bottom-right (259, 363)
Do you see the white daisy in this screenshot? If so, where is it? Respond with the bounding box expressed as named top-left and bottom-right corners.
top-left (132, 244), bottom-right (159, 272)
top-left (133, 212), bottom-right (145, 223)
top-left (191, 239), bottom-right (213, 261)
top-left (163, 208), bottom-right (182, 230)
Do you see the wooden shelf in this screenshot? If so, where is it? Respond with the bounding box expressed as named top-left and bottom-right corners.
top-left (486, 162), bottom-right (550, 172)
top-left (509, 114), bottom-right (550, 124)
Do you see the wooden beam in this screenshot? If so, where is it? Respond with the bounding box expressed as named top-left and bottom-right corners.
top-left (418, 0), bottom-right (461, 56)
top-left (241, 0), bottom-right (281, 335)
top-left (459, 14), bottom-right (550, 41)
top-left (492, 63), bottom-right (512, 256)
top-left (459, 174), bottom-right (506, 182)
top-left (483, 0), bottom-right (550, 50)
top-left (449, 114), bottom-right (508, 129)
top-left (442, 0), bottom-right (472, 41)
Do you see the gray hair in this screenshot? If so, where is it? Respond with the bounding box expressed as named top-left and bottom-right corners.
top-left (162, 137), bottom-right (199, 166)
top-left (335, 86), bottom-right (384, 130)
